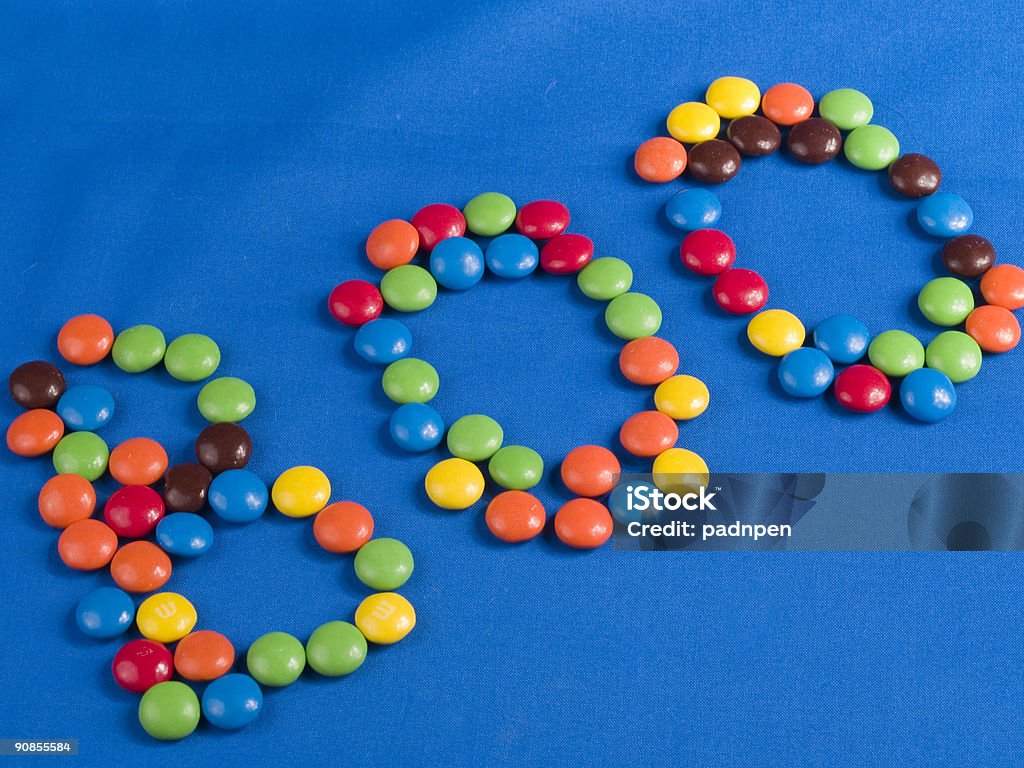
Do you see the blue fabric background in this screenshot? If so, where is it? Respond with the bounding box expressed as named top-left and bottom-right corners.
top-left (2, 1), bottom-right (1024, 765)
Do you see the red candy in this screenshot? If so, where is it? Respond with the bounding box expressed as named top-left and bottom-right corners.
top-left (540, 233), bottom-right (594, 274)
top-left (328, 280), bottom-right (384, 327)
top-left (411, 203), bottom-right (466, 252)
top-left (712, 268), bottom-right (769, 314)
top-left (103, 485), bottom-right (165, 538)
top-left (833, 365), bottom-right (891, 413)
top-left (112, 639), bottom-right (174, 693)
top-left (680, 229), bottom-right (736, 276)
top-left (515, 200), bottom-right (570, 240)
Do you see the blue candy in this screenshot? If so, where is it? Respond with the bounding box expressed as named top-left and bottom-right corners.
top-left (665, 188), bottom-right (722, 231)
top-left (201, 673), bottom-right (264, 730)
top-left (156, 513), bottom-right (214, 557)
top-left (353, 318), bottom-right (412, 365)
top-left (389, 403), bottom-right (445, 452)
top-left (813, 314), bottom-right (870, 364)
top-left (485, 233), bottom-right (539, 278)
top-left (917, 192), bottom-right (973, 238)
top-left (900, 368), bottom-right (957, 422)
top-left (608, 481), bottom-right (661, 525)
top-left (56, 384), bottom-right (115, 431)
top-left (429, 236), bottom-right (485, 290)
top-left (208, 469), bottom-right (268, 523)
top-left (75, 586), bottom-right (134, 639)
top-left (778, 348), bottom-right (835, 398)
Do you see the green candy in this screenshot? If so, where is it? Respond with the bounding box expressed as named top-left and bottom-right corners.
top-left (381, 265), bottom-right (437, 312)
top-left (577, 257), bottom-right (633, 301)
top-left (446, 414), bottom-right (503, 461)
top-left (918, 277), bottom-right (975, 326)
top-left (605, 292), bottom-right (662, 340)
top-left (164, 334), bottom-right (221, 382)
top-left (488, 445), bottom-right (544, 490)
top-left (52, 431), bottom-right (109, 481)
top-left (463, 192), bottom-right (516, 237)
top-left (197, 377), bottom-right (256, 423)
top-left (247, 631), bottom-right (306, 687)
top-left (138, 681), bottom-right (200, 741)
top-left (382, 358), bottom-right (438, 404)
top-left (926, 331), bottom-right (982, 383)
top-left (844, 125), bottom-right (899, 170)
top-left (353, 537), bottom-right (414, 591)
top-left (867, 330), bottom-right (925, 377)
top-left (819, 88), bottom-right (874, 131)
top-left (305, 621), bottom-right (368, 677)
top-left (111, 324), bottom-right (166, 373)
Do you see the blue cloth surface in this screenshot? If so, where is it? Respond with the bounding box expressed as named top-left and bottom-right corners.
top-left (2, 1), bottom-right (1024, 765)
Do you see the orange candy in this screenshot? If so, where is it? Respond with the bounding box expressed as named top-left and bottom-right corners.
top-left (761, 83), bottom-right (815, 126)
top-left (313, 501), bottom-right (375, 554)
top-left (980, 264), bottom-right (1024, 310)
top-left (108, 438), bottom-right (168, 486)
top-left (58, 518), bottom-right (118, 571)
top-left (6, 409), bottom-right (64, 457)
top-left (366, 219), bottom-right (420, 270)
top-left (561, 445), bottom-right (621, 497)
top-left (966, 305), bottom-right (1021, 353)
top-left (554, 498), bottom-right (613, 549)
top-left (173, 630), bottom-right (236, 681)
top-left (110, 541), bottom-right (172, 593)
top-left (619, 411), bottom-right (679, 458)
top-left (485, 491), bottom-right (546, 543)
top-left (38, 474), bottom-right (96, 528)
top-left (618, 337), bottom-right (680, 386)
top-left (633, 137), bottom-right (687, 183)
top-left (57, 314), bottom-right (115, 365)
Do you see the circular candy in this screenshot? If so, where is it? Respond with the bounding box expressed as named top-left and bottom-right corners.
top-left (680, 229), bottom-right (736, 275)
top-left (138, 681), bottom-right (200, 741)
top-left (619, 411), bottom-right (679, 457)
top-left (247, 632), bottom-right (306, 687)
top-left (463, 192), bottom-right (516, 236)
top-left (485, 234), bottom-right (540, 279)
top-left (608, 480), bottom-right (660, 526)
top-left (605, 292), bottom-right (662, 340)
top-left (665, 188), bottom-right (722, 231)
top-left (380, 264), bottom-right (438, 312)
top-left (198, 377), bottom-right (256, 423)
top-left (109, 437), bottom-right (168, 486)
top-left (561, 445), bottom-right (620, 497)
top-left (425, 458), bottom-right (485, 510)
top-left (712, 268), bottom-right (768, 315)
top-left (653, 375), bottom-right (710, 420)
top-left (633, 136), bottom-right (687, 182)
top-left (38, 474), bottom-right (95, 528)
top-left (354, 537), bottom-right (414, 590)
top-left (488, 445), bottom-right (544, 490)
top-left (306, 621), bottom-right (367, 677)
top-left (136, 592), bottom-right (197, 643)
top-left (777, 348), bottom-right (835, 398)
top-left (942, 234), bottom-right (995, 278)
top-left (156, 513), bottom-right (214, 557)
top-left (833, 365), bottom-right (892, 413)
top-left (195, 422), bottom-right (252, 473)
top-left (9, 360), bottom-right (66, 409)
top-left (272, 465), bottom-right (331, 518)
top-left (918, 277), bottom-right (974, 326)
top-left (577, 257), bottom-right (633, 301)
top-left (208, 469), bottom-right (268, 523)
top-left (747, 309), bottom-right (805, 356)
top-left (6, 409), bottom-right (63, 457)
top-left (515, 200), bottom-right (570, 239)
top-left (818, 88), bottom-right (873, 130)
top-left (554, 498), bottom-right (613, 550)
top-left (813, 314), bottom-right (870, 364)
top-left (382, 358), bottom-right (439, 404)
top-left (447, 414), bottom-right (503, 461)
top-left (104, 485), bottom-right (165, 538)
top-left (966, 305), bottom-right (1021, 353)
top-left (925, 331), bottom-right (982, 383)
top-left (485, 491), bottom-right (546, 543)
top-left (900, 368), bottom-right (957, 423)
top-left (174, 630), bottom-right (235, 681)
top-left (110, 541), bottom-right (173, 593)
top-left (705, 76), bottom-right (760, 119)
top-left (76, 586), bottom-right (135, 639)
top-left (761, 83), bottom-right (814, 126)
top-left (980, 264), bottom-right (1024, 310)
top-left (726, 115), bottom-right (781, 157)
top-left (112, 325), bottom-right (166, 373)
top-left (354, 318), bottom-right (412, 364)
top-left (889, 154), bottom-right (942, 198)
top-left (786, 118), bottom-right (842, 165)
top-left (540, 233), bottom-right (594, 274)
top-left (355, 593), bottom-right (416, 645)
top-left (410, 203), bottom-right (466, 252)
top-left (162, 463), bottom-right (212, 513)
top-left (52, 431), bottom-right (109, 481)
top-left (651, 447), bottom-right (709, 495)
top-left (618, 337), bottom-right (679, 385)
top-left (56, 384), bottom-right (115, 431)
top-left (917, 192), bottom-right (973, 238)
top-left (57, 314), bottom-right (115, 365)
top-left (113, 639), bottom-right (173, 693)
top-left (666, 101), bottom-right (720, 144)
top-left (58, 519), bottom-right (118, 570)
top-left (201, 674), bottom-right (263, 730)
top-left (687, 139), bottom-right (741, 184)
top-left (366, 219), bottom-right (419, 271)
top-left (164, 334), bottom-right (221, 382)
top-left (328, 280), bottom-right (383, 327)
top-left (429, 236), bottom-right (485, 291)
top-left (313, 501), bottom-right (374, 553)
top-left (843, 125), bottom-right (900, 170)
top-left (389, 402), bottom-right (445, 452)
top-left (867, 330), bottom-right (925, 377)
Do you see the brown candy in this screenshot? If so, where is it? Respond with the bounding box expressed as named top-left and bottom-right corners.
top-left (726, 116), bottom-right (781, 157)
top-left (687, 139), bottom-right (741, 184)
top-left (786, 118), bottom-right (842, 165)
top-left (163, 463), bottom-right (213, 513)
top-left (9, 360), bottom-right (66, 409)
top-left (195, 422), bottom-right (253, 473)
top-left (888, 153), bottom-right (941, 198)
top-left (942, 235), bottom-right (996, 278)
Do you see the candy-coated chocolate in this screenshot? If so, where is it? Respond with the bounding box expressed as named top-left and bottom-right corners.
top-left (57, 314), bottom-right (114, 365)
top-left (137, 592), bottom-right (197, 643)
top-left (554, 498), bottom-right (613, 549)
top-left (813, 314), bottom-right (870, 364)
top-left (705, 76), bottom-right (760, 119)
top-left (156, 513), bottom-right (214, 557)
top-left (747, 309), bottom-right (805, 356)
top-left (38, 474), bottom-right (95, 528)
top-left (174, 630), bottom-right (235, 681)
top-left (942, 234), bottom-right (995, 278)
top-left (712, 268), bottom-right (768, 315)
top-left (76, 586), bottom-right (135, 639)
top-left (917, 192), bottom-right (973, 237)
top-left (608, 480), bottom-right (660, 526)
top-left (202, 674), bottom-right (263, 730)
top-left (447, 414), bottom-right (503, 461)
top-left (833, 365), bottom-right (892, 413)
top-left (619, 411), bottom-right (679, 457)
top-left (366, 219), bottom-right (419, 270)
top-left (618, 337), bottom-right (679, 385)
top-left (429, 236), bottom-right (485, 290)
top-left (761, 83), bottom-right (814, 126)
top-left (889, 154), bottom-right (942, 198)
top-left (818, 88), bottom-right (873, 130)
top-left (980, 264), bottom-right (1024, 310)
top-left (111, 325), bottom-right (166, 373)
top-left (56, 384), bottom-right (115, 432)
top-left (109, 437), bottom-right (168, 486)
top-left (246, 631), bottom-right (306, 687)
top-left (313, 501), bottom-right (374, 553)
top-left (162, 463), bottom-right (212, 513)
top-left (195, 422), bottom-right (252, 473)
top-left (652, 447), bottom-right (710, 495)
top-left (389, 402), bottom-right (445, 452)
top-left (104, 485), bottom-right (165, 538)
top-left (164, 334), bottom-right (221, 382)
top-left (488, 445), bottom-right (544, 490)
top-left (515, 200), bottom-right (570, 239)
top-left (110, 541), bottom-right (172, 593)
top-left (654, 375), bottom-right (710, 420)
top-left (966, 305), bottom-right (1021, 353)
top-left (918, 277), bottom-right (974, 326)
top-left (680, 229), bottom-right (736, 275)
top-left (382, 358), bottom-right (439, 404)
top-left (900, 368), bottom-right (957, 423)
top-left (540, 233), bottom-right (594, 274)
top-left (484, 233), bottom-right (539, 279)
top-left (198, 377), bottom-right (256, 423)
top-left (425, 458), bottom-right (485, 510)
top-left (925, 331), bottom-right (982, 383)
top-left (6, 408), bottom-right (63, 457)
top-left (113, 639), bottom-right (173, 693)
top-left (58, 518), bottom-right (118, 570)
top-left (687, 139), bottom-right (741, 184)
top-left (666, 101), bottom-right (720, 143)
top-left (561, 445), bottom-right (620, 497)
top-left (355, 593), bottom-right (416, 645)
top-left (634, 137), bottom-right (687, 182)
top-left (380, 264), bottom-right (438, 312)
top-left (463, 192), bottom-right (516, 236)
top-left (272, 465), bottom-right (331, 518)
top-left (305, 622), bottom-right (367, 677)
top-left (726, 116), bottom-right (781, 157)
top-left (354, 537), bottom-right (414, 590)
top-left (354, 318), bottom-right (412, 364)
top-left (777, 348), bottom-right (835, 398)
top-left (843, 125), bottom-right (899, 170)
top-left (786, 118), bottom-right (842, 165)
top-left (52, 431), bottom-right (109, 481)
top-left (665, 188), bottom-right (722, 231)
top-left (9, 360), bottom-right (65, 409)
top-left (138, 681), bottom-right (200, 741)
top-left (327, 280), bottom-right (384, 327)
top-left (605, 292), bottom-right (662, 340)
top-left (485, 491), bottom-right (546, 542)
top-left (411, 203), bottom-right (466, 251)
top-left (577, 257), bottom-right (633, 300)
top-left (208, 469), bottom-right (268, 523)
top-left (867, 330), bottom-right (925, 377)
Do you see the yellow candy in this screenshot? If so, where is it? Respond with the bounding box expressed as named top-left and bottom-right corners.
top-left (272, 465), bottom-right (331, 518)
top-left (652, 448), bottom-right (710, 495)
top-left (424, 458), bottom-right (484, 510)
top-left (666, 102), bottom-right (720, 144)
top-left (654, 375), bottom-right (710, 420)
top-left (705, 76), bottom-right (761, 119)
top-left (747, 309), bottom-right (805, 356)
top-left (355, 592), bottom-right (416, 645)
top-left (137, 592), bottom-right (197, 643)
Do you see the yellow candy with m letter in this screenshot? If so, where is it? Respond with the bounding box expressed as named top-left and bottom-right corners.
top-left (272, 465), bottom-right (331, 518)
top-left (137, 592), bottom-right (197, 643)
top-left (355, 593), bottom-right (416, 645)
